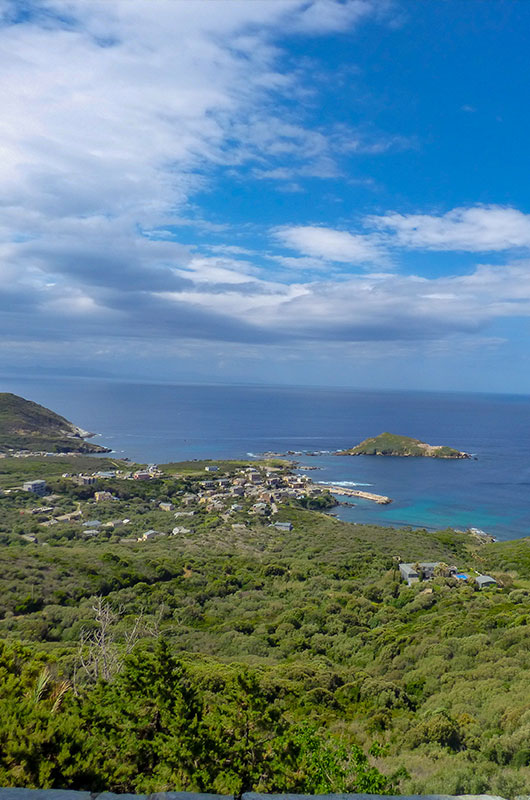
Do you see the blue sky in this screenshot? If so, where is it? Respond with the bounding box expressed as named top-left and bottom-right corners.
top-left (2, 0), bottom-right (530, 392)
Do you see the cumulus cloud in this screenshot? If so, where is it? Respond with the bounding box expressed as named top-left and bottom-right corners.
top-left (273, 225), bottom-right (388, 266)
top-left (368, 205), bottom-right (530, 252)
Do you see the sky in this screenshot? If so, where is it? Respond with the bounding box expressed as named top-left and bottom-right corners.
top-left (2, 0), bottom-right (530, 392)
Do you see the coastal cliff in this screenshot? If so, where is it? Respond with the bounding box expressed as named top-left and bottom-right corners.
top-left (0, 393), bottom-right (110, 454)
top-left (336, 431), bottom-right (471, 459)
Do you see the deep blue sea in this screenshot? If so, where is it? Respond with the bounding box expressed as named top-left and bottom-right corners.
top-left (2, 377), bottom-right (530, 541)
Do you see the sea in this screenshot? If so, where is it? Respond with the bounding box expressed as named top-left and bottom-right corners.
top-left (1, 376), bottom-right (530, 542)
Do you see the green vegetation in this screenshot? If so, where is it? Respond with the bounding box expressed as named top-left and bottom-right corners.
top-left (337, 431), bottom-right (470, 459)
top-left (0, 639), bottom-right (393, 795)
top-left (297, 490), bottom-right (337, 510)
top-left (0, 393), bottom-right (110, 453)
top-left (0, 455), bottom-right (135, 489)
top-left (159, 458), bottom-right (289, 475)
top-left (1, 456), bottom-right (530, 796)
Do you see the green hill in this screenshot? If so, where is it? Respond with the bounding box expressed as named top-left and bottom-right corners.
top-left (0, 393), bottom-right (110, 453)
top-left (337, 431), bottom-right (470, 458)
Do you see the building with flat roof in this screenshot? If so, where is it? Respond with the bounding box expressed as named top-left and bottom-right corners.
top-left (133, 471), bottom-right (152, 480)
top-left (95, 491), bottom-right (114, 502)
top-left (270, 521), bottom-right (293, 531)
top-left (399, 563), bottom-right (420, 586)
top-left (23, 480), bottom-right (47, 496)
top-left (72, 475), bottom-right (96, 486)
top-left (476, 574), bottom-right (498, 589)
top-left (399, 561), bottom-right (458, 586)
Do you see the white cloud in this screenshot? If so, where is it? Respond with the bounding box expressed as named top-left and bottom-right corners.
top-left (43, 288), bottom-right (115, 317)
top-left (205, 245), bottom-right (257, 257)
top-left (286, 0), bottom-right (378, 34)
top-left (0, 1), bottom-right (290, 228)
top-left (174, 256), bottom-right (260, 286)
top-left (4, 0), bottom-right (529, 375)
top-left (273, 225), bottom-right (388, 265)
top-left (368, 205), bottom-right (530, 252)
top-left (0, 0), bottom-right (386, 309)
top-left (237, 261), bottom-right (530, 340)
top-left (271, 255), bottom-right (331, 271)
top-left (125, 257), bottom-right (530, 346)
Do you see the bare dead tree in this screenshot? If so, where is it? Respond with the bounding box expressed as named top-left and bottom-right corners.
top-left (73, 597), bottom-right (157, 690)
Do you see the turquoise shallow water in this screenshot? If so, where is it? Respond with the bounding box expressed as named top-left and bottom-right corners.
top-left (1, 377), bottom-right (529, 540)
top-left (297, 448), bottom-right (528, 537)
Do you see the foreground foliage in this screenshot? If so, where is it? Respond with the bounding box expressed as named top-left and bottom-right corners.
top-left (0, 640), bottom-right (393, 794)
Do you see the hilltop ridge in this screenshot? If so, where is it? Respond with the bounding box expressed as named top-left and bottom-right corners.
top-left (0, 393), bottom-right (110, 454)
top-left (336, 431), bottom-right (471, 458)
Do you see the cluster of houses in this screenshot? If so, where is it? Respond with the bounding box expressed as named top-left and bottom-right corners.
top-left (23, 463), bottom-right (320, 513)
top-left (70, 464), bottom-right (162, 485)
top-left (190, 466), bottom-right (323, 516)
top-left (19, 463), bottom-right (309, 543)
top-left (133, 466), bottom-right (311, 541)
top-left (399, 561), bottom-right (498, 590)
top-left (12, 469), bottom-right (504, 594)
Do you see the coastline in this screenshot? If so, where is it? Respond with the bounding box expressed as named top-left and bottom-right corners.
top-left (105, 444), bottom-right (505, 539)
top-left (0, 379), bottom-right (521, 540)
top-left (0, 433), bottom-right (505, 540)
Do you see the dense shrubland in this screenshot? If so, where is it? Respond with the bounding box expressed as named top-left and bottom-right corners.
top-left (1, 461), bottom-right (530, 795)
top-left (0, 639), bottom-right (395, 794)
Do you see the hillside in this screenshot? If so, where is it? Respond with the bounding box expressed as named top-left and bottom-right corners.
top-left (0, 456), bottom-right (528, 796)
top-left (336, 431), bottom-right (471, 458)
top-left (0, 393), bottom-right (110, 453)
top-left (0, 505), bottom-right (528, 795)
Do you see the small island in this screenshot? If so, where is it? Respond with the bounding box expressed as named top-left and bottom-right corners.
top-left (336, 431), bottom-right (471, 459)
top-left (0, 393), bottom-right (111, 454)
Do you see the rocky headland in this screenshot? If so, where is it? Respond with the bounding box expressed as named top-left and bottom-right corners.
top-left (0, 393), bottom-right (111, 454)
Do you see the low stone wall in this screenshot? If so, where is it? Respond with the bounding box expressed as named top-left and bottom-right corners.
top-left (0, 789), bottom-right (523, 800)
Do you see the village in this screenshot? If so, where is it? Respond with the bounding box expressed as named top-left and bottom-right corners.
top-left (7, 460), bottom-right (337, 544)
top-left (5, 463), bottom-right (500, 593)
